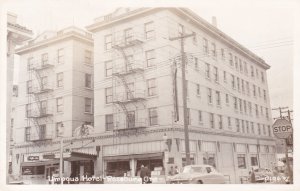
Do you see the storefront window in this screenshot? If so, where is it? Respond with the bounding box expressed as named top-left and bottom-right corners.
top-left (106, 161), bottom-right (130, 177)
top-left (237, 154), bottom-right (246, 169)
top-left (250, 155), bottom-right (258, 166)
top-left (182, 156), bottom-right (195, 167)
top-left (203, 154), bottom-right (216, 168)
top-left (22, 165), bottom-right (45, 175)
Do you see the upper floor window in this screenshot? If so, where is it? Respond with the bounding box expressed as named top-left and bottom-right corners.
top-left (221, 48), bottom-right (225, 60)
top-left (145, 49), bottom-right (155, 67)
top-left (261, 71), bottom-right (265, 83)
top-left (27, 80), bottom-right (32, 94)
top-left (207, 88), bottom-right (212, 104)
top-left (234, 56), bottom-right (238, 70)
top-left (25, 127), bottom-right (31, 142)
top-left (84, 98), bottom-right (92, 113)
top-left (178, 24), bottom-right (184, 35)
top-left (56, 97), bottom-right (63, 113)
top-left (216, 91), bottom-right (221, 106)
top-left (231, 74), bottom-right (235, 89)
top-left (124, 28), bottom-right (133, 44)
top-left (105, 87), bottom-right (113, 104)
top-left (213, 67), bottom-right (219, 82)
top-left (194, 57), bottom-right (199, 70)
top-left (147, 78), bottom-right (156, 96)
top-left (57, 48), bottom-right (64, 64)
top-left (236, 118), bottom-right (240, 132)
top-left (229, 53), bottom-right (233, 66)
top-left (41, 53), bottom-right (48, 66)
top-left (205, 63), bottom-right (210, 79)
top-left (192, 32), bottom-right (197, 45)
top-left (105, 114), bottom-right (114, 131)
top-left (223, 71), bottom-right (227, 83)
top-left (251, 65), bottom-right (254, 77)
top-left (209, 113), bottom-right (214, 128)
top-left (203, 38), bottom-right (209, 54)
top-left (85, 73), bottom-right (92, 88)
top-left (198, 111), bottom-right (203, 124)
top-left (105, 60), bottom-right (113, 77)
top-left (149, 107), bottom-right (158, 125)
top-left (104, 34), bottom-right (112, 50)
top-left (27, 57), bottom-right (34, 70)
top-left (144, 21), bottom-right (155, 39)
top-left (196, 84), bottom-right (200, 95)
top-left (211, 43), bottom-right (217, 58)
top-left (244, 62), bottom-right (248, 75)
top-left (85, 50), bottom-right (92, 65)
top-left (218, 115), bottom-right (223, 129)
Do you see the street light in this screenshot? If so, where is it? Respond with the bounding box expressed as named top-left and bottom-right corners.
top-left (163, 133), bottom-right (168, 183)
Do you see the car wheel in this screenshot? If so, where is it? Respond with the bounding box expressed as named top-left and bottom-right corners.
top-left (197, 180), bottom-right (203, 184)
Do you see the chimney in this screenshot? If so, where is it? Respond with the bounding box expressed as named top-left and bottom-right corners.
top-left (212, 16), bottom-right (217, 28)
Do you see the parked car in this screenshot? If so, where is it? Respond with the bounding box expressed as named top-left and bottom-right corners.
top-left (253, 168), bottom-right (274, 183)
top-left (167, 165), bottom-right (226, 184)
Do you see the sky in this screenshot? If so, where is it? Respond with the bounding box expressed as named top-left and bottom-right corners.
top-left (3, 0), bottom-right (297, 119)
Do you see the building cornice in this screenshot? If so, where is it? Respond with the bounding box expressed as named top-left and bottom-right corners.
top-left (16, 31), bottom-right (93, 55)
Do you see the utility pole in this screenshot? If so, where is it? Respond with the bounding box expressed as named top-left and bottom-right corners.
top-left (170, 31), bottom-right (194, 165)
top-left (272, 106), bottom-right (288, 119)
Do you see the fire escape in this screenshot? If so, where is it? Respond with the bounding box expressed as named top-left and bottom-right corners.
top-left (27, 57), bottom-right (54, 142)
top-left (111, 31), bottom-right (147, 136)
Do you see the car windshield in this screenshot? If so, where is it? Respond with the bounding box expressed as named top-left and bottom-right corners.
top-left (183, 166), bottom-right (205, 173)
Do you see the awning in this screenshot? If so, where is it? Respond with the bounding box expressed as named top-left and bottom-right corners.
top-left (103, 152), bottom-right (163, 161)
top-left (21, 159), bottom-right (59, 167)
top-left (63, 151), bottom-right (97, 161)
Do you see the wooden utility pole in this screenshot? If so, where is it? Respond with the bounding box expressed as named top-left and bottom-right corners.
top-left (170, 31), bottom-right (194, 165)
top-left (272, 106), bottom-right (288, 118)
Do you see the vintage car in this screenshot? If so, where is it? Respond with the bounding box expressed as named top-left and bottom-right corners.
top-left (167, 165), bottom-right (226, 184)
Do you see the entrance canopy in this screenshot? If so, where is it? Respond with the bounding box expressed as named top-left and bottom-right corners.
top-left (103, 152), bottom-right (163, 161)
top-left (63, 151), bottom-right (97, 161)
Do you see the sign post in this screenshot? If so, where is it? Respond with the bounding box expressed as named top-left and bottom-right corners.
top-left (272, 118), bottom-right (293, 183)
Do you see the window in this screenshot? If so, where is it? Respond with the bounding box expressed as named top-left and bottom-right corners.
top-left (248, 102), bottom-right (252, 115)
top-left (85, 74), bottom-right (92, 88)
top-left (56, 72), bottom-right (63, 88)
top-left (105, 87), bottom-right (113, 104)
top-left (253, 85), bottom-right (256, 97)
top-left (211, 43), bottom-right (217, 58)
top-left (192, 32), bottom-right (197, 45)
top-left (27, 57), bottom-right (34, 70)
top-left (231, 75), bottom-right (235, 89)
top-left (57, 48), bottom-right (64, 64)
top-left (85, 98), bottom-right (92, 113)
top-left (239, 99), bottom-right (242, 112)
top-left (261, 106), bottom-right (264, 116)
top-left (127, 83), bottom-right (134, 99)
top-left (257, 124), bottom-right (261, 135)
top-left (239, 59), bottom-right (243, 73)
top-left (196, 84), bottom-right (200, 95)
top-left (234, 56), bottom-right (238, 70)
top-left (226, 94), bottom-right (229, 104)
top-left (213, 67), bottom-right (218, 82)
top-left (105, 60), bottom-right (113, 77)
top-left (236, 118), bottom-right (240, 132)
top-left (194, 57), bottom-right (199, 70)
top-left (26, 104), bottom-right (31, 117)
top-left (144, 21), bottom-right (155, 39)
top-left (237, 154), bottom-right (246, 169)
top-left (237, 77), bottom-right (240, 91)
top-left (104, 34), bottom-right (112, 50)
top-left (209, 113), bottom-right (214, 128)
top-left (27, 80), bottom-right (32, 94)
top-left (229, 53), bottom-right (233, 66)
top-left (223, 71), bottom-right (227, 83)
top-left (105, 114), bottom-right (114, 131)
top-left (203, 38), bottom-right (208, 54)
top-left (234, 97), bottom-right (238, 110)
top-left (56, 122), bottom-right (62, 138)
top-left (241, 80), bottom-right (245, 93)
top-left (255, 104), bottom-right (259, 117)
top-left (246, 82), bottom-right (250, 95)
top-left (228, 117), bottom-right (232, 128)
top-left (25, 127), bottom-right (31, 142)
top-left (205, 63), bottom-right (210, 79)
top-left (207, 88), bottom-right (212, 104)
top-left (263, 90), bottom-right (266, 101)
top-left (263, 125), bottom-right (266, 135)
top-left (250, 155), bottom-right (258, 166)
top-left (56, 97), bottom-right (63, 113)
top-left (216, 91), bottom-right (221, 106)
top-left (149, 107), bottom-right (158, 125)
top-left (145, 49), bottom-right (155, 67)
top-left (244, 100), bottom-right (247, 114)
top-left (251, 122), bottom-right (254, 133)
top-left (127, 111), bottom-right (135, 128)
top-left (218, 115), bottom-right (223, 129)
top-left (261, 71), bottom-right (265, 83)
top-left (124, 28), bottom-right (133, 44)
top-left (241, 120), bottom-right (245, 133)
top-left (268, 125), bottom-right (271, 136)
top-left (244, 62), bottom-right (248, 75)
top-left (256, 69), bottom-right (259, 79)
top-left (221, 48), bottom-right (225, 60)
top-left (41, 76), bottom-right (48, 90)
top-left (85, 50), bottom-right (92, 64)
top-left (40, 100), bottom-right (47, 115)
top-left (147, 78), bottom-right (156, 96)
top-left (41, 53), bottom-right (48, 65)
top-left (246, 121), bottom-right (249, 133)
top-left (198, 111), bottom-right (203, 124)
top-left (258, 87), bottom-right (261, 97)
top-left (39, 124), bottom-right (46, 140)
top-left (251, 65), bottom-right (254, 77)
top-left (266, 108), bottom-right (269, 119)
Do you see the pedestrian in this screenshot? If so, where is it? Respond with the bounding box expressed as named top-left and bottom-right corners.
top-left (168, 166), bottom-right (174, 176)
top-left (140, 165), bottom-right (147, 184)
top-left (145, 165), bottom-right (152, 184)
top-left (250, 168), bottom-right (256, 183)
top-left (174, 166), bottom-right (179, 174)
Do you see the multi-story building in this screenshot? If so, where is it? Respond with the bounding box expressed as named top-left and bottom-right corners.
top-left (7, 12), bottom-right (32, 183)
top-left (11, 26), bottom-right (94, 183)
top-left (86, 8), bottom-right (276, 183)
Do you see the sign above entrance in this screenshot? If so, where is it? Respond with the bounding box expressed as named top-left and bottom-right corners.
top-left (27, 156), bottom-right (39, 161)
top-left (272, 118), bottom-right (293, 139)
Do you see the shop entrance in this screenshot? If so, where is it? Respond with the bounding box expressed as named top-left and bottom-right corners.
top-left (106, 161), bottom-right (130, 177)
top-left (136, 159), bottom-right (163, 176)
top-left (70, 160), bottom-right (94, 178)
top-left (45, 164), bottom-right (59, 180)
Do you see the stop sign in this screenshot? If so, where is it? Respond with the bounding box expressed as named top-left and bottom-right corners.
top-left (272, 119), bottom-right (293, 139)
